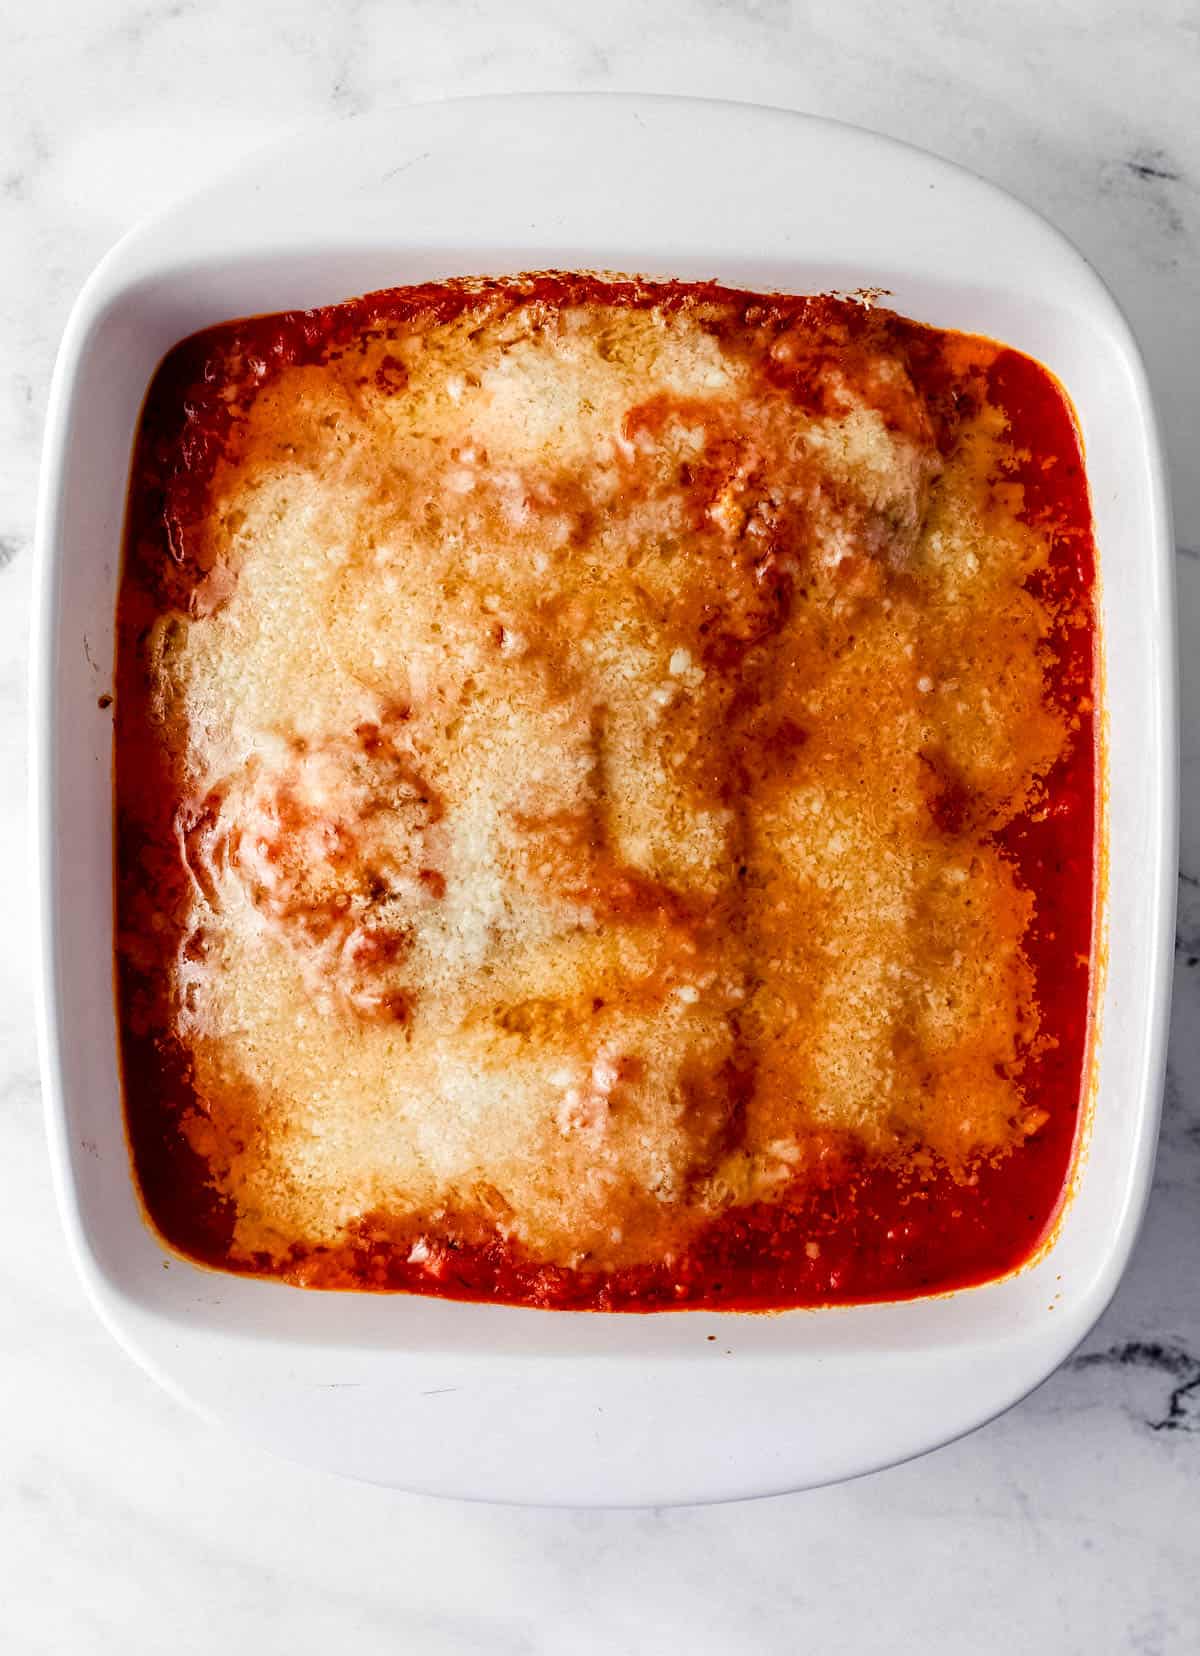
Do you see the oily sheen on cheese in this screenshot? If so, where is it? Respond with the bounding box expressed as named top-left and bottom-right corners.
top-left (115, 276), bottom-right (1097, 1304)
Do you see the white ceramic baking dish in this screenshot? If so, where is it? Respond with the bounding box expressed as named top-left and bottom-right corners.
top-left (32, 95), bottom-right (1175, 1505)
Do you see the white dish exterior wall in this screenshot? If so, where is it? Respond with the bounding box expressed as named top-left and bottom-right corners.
top-left (32, 96), bottom-right (1175, 1504)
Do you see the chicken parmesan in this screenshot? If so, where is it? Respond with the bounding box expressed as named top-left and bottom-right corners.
top-left (114, 275), bottom-right (1098, 1309)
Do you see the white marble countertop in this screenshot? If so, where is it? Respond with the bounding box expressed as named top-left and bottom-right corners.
top-left (3, 2), bottom-right (1198, 1650)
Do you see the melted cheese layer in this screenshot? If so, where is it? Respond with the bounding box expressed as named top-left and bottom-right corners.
top-left (125, 280), bottom-right (1070, 1272)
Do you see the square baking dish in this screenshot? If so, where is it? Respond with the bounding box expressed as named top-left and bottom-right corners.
top-left (32, 94), bottom-right (1175, 1504)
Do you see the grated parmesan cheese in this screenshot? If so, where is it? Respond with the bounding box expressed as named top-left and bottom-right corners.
top-left (128, 283), bottom-right (1072, 1273)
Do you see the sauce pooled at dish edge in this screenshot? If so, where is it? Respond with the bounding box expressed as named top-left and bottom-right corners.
top-left (113, 276), bottom-right (1099, 1309)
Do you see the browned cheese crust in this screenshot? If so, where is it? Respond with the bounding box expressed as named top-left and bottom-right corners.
top-left (117, 278), bottom-right (1073, 1274)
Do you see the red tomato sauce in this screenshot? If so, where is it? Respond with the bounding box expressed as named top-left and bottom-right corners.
top-left (115, 280), bottom-right (1098, 1310)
